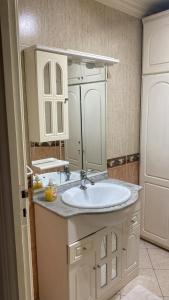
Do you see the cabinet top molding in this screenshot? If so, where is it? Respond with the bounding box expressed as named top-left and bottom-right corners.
top-left (24, 45), bottom-right (119, 66)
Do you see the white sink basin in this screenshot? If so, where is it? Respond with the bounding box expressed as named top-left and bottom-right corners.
top-left (61, 182), bottom-right (131, 209)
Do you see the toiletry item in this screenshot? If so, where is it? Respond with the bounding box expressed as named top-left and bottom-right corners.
top-left (44, 178), bottom-right (57, 202)
top-left (33, 175), bottom-right (43, 190)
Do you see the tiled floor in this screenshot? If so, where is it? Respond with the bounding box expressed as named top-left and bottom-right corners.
top-left (111, 239), bottom-right (169, 300)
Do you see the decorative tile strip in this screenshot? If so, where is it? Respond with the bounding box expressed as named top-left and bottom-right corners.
top-left (107, 153), bottom-right (139, 168)
top-left (30, 141), bottom-right (60, 147)
top-left (127, 153), bottom-right (140, 163)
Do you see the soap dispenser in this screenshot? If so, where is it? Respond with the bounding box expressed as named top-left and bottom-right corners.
top-left (44, 178), bottom-right (57, 202)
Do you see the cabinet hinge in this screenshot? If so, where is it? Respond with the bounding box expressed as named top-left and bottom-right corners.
top-left (21, 190), bottom-right (29, 199)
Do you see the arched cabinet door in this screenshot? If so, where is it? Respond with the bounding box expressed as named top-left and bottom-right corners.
top-left (25, 49), bottom-right (69, 142)
top-left (140, 73), bottom-right (169, 248)
top-left (143, 12), bottom-right (169, 74)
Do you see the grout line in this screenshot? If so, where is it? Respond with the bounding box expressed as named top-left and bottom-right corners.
top-left (146, 244), bottom-right (164, 297)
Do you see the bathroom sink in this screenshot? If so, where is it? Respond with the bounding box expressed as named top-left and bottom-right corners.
top-left (61, 182), bottom-right (131, 209)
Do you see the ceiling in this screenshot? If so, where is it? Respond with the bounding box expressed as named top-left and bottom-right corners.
top-left (95, 0), bottom-right (169, 18)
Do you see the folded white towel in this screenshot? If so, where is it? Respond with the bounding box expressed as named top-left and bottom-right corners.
top-left (121, 285), bottom-right (161, 300)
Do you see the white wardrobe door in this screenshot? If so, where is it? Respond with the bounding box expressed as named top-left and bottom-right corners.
top-left (140, 73), bottom-right (169, 248)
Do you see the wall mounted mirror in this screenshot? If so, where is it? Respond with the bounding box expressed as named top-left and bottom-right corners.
top-left (30, 58), bottom-right (108, 186)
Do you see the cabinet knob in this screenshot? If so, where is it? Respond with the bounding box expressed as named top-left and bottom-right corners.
top-left (93, 266), bottom-right (97, 270)
top-left (123, 248), bottom-right (126, 251)
top-left (83, 246), bottom-right (87, 250)
top-left (97, 265), bottom-right (101, 269)
top-left (78, 77), bottom-right (81, 80)
top-left (81, 76), bottom-right (84, 80)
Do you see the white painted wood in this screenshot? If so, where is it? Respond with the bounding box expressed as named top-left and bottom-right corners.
top-left (24, 49), bottom-right (69, 142)
top-left (68, 62), bottom-right (106, 85)
top-left (81, 82), bottom-right (106, 171)
top-left (95, 226), bottom-right (122, 299)
top-left (143, 11), bottom-right (169, 74)
top-left (122, 225), bottom-right (140, 284)
top-left (32, 157), bottom-right (69, 171)
top-left (25, 45), bottom-right (119, 65)
top-left (69, 251), bottom-right (96, 300)
top-left (65, 85), bottom-right (82, 170)
top-left (0, 0), bottom-right (34, 299)
top-left (140, 73), bottom-right (169, 248)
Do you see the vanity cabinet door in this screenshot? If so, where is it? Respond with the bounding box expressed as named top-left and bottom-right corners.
top-left (122, 225), bottom-right (140, 284)
top-left (95, 226), bottom-right (122, 299)
top-left (69, 251), bottom-right (96, 300)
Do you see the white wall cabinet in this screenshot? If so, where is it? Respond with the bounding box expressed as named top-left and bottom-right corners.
top-left (68, 62), bottom-right (106, 85)
top-left (34, 202), bottom-right (140, 300)
top-left (143, 11), bottom-right (169, 75)
top-left (65, 81), bottom-right (106, 171)
top-left (24, 49), bottom-right (69, 142)
top-left (140, 71), bottom-right (169, 248)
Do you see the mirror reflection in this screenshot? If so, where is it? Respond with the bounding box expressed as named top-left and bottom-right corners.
top-left (31, 60), bottom-right (107, 187)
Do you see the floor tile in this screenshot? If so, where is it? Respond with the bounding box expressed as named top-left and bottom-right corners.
top-left (121, 268), bottom-right (162, 297)
top-left (139, 248), bottom-right (152, 268)
top-left (109, 292), bottom-right (121, 299)
top-left (143, 240), bottom-right (162, 250)
top-left (155, 270), bottom-right (169, 297)
top-left (148, 248), bottom-right (169, 270)
top-left (140, 239), bottom-right (146, 249)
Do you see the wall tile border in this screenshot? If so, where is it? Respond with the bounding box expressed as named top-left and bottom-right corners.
top-left (107, 153), bottom-right (139, 168)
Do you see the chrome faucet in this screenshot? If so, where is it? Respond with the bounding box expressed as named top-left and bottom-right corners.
top-left (80, 170), bottom-right (95, 190)
top-left (63, 166), bottom-right (71, 181)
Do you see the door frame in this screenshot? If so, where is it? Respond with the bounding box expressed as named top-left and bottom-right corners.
top-left (0, 0), bottom-right (34, 299)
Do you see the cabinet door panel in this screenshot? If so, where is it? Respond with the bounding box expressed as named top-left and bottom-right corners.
top-left (65, 85), bottom-right (82, 170)
top-left (143, 183), bottom-right (169, 247)
top-left (81, 82), bottom-right (106, 171)
top-left (122, 226), bottom-right (139, 282)
top-left (140, 74), bottom-right (169, 248)
top-left (143, 14), bottom-right (169, 74)
top-left (95, 226), bottom-right (122, 299)
top-left (69, 252), bottom-right (95, 300)
top-left (82, 64), bottom-right (106, 83)
top-left (68, 62), bottom-right (83, 85)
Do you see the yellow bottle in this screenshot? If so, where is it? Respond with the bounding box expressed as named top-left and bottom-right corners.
top-left (33, 175), bottom-right (43, 190)
top-left (44, 179), bottom-right (57, 202)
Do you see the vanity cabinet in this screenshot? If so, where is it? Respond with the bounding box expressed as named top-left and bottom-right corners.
top-left (34, 201), bottom-right (140, 300)
top-left (143, 11), bottom-right (169, 75)
top-left (68, 62), bottom-right (106, 85)
top-left (24, 48), bottom-right (69, 142)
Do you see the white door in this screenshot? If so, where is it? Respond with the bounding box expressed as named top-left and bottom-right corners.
top-left (69, 252), bottom-right (96, 300)
top-left (1, 0), bottom-right (34, 299)
top-left (65, 85), bottom-right (82, 170)
top-left (95, 226), bottom-right (122, 299)
top-left (81, 82), bottom-right (106, 171)
top-left (140, 73), bottom-right (169, 248)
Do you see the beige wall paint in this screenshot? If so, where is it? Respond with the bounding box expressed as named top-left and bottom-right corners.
top-left (18, 0), bottom-right (142, 159)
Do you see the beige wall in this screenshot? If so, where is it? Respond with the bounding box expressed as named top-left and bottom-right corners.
top-left (18, 0), bottom-right (142, 159)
